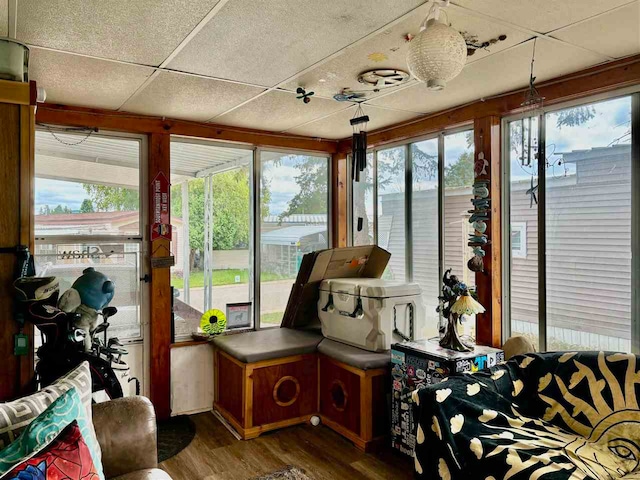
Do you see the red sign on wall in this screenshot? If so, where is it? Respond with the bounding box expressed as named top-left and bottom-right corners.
top-left (151, 172), bottom-right (171, 241)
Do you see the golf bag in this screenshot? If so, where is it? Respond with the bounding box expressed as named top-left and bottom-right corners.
top-left (14, 276), bottom-right (135, 400)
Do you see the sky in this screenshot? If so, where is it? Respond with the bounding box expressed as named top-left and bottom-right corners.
top-left (35, 178), bottom-right (89, 213)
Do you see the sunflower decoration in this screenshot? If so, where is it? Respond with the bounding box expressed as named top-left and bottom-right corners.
top-left (200, 308), bottom-right (227, 335)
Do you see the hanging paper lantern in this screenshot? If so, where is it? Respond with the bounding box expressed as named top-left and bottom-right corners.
top-left (406, 3), bottom-right (467, 91)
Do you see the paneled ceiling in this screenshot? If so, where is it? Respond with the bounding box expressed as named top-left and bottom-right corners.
top-left (14, 0), bottom-right (640, 140)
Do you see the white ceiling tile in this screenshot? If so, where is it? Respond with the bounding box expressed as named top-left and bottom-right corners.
top-left (30, 48), bottom-right (154, 110)
top-left (0, 0), bottom-right (7, 37)
top-left (282, 3), bottom-right (531, 100)
top-left (16, 0), bottom-right (221, 66)
top-left (215, 90), bottom-right (346, 132)
top-left (451, 0), bottom-right (634, 34)
top-left (552, 3), bottom-right (640, 59)
top-left (121, 71), bottom-right (265, 122)
top-left (167, 0), bottom-right (425, 86)
top-left (368, 38), bottom-right (607, 114)
top-left (287, 105), bottom-right (418, 140)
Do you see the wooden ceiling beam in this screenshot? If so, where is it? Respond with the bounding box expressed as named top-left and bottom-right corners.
top-left (36, 103), bottom-right (338, 153)
top-left (337, 54), bottom-right (640, 152)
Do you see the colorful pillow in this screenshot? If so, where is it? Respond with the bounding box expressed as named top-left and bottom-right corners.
top-left (0, 388), bottom-right (104, 480)
top-left (3, 420), bottom-right (101, 480)
top-left (0, 362), bottom-right (94, 452)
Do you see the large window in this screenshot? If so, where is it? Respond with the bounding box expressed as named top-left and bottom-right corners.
top-left (259, 151), bottom-right (330, 328)
top-left (170, 143), bottom-right (330, 337)
top-left (170, 140), bottom-right (253, 340)
top-left (504, 95), bottom-right (637, 352)
top-left (377, 146), bottom-right (406, 281)
top-left (34, 129), bottom-right (145, 342)
top-left (351, 129), bottom-right (475, 341)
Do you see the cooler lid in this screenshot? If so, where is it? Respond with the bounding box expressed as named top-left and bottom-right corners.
top-left (319, 278), bottom-right (421, 298)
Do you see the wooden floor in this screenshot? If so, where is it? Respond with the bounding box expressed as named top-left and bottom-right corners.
top-left (160, 412), bottom-right (414, 480)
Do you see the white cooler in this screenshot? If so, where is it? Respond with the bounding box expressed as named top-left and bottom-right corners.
top-left (317, 278), bottom-right (426, 352)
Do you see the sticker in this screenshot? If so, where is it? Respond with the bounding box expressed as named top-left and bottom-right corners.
top-left (428, 360), bottom-right (436, 370)
top-left (473, 355), bottom-right (488, 372)
top-left (401, 402), bottom-right (409, 411)
top-left (392, 365), bottom-right (404, 380)
top-left (407, 365), bottom-right (415, 377)
top-left (416, 369), bottom-right (426, 380)
top-left (393, 380), bottom-right (402, 391)
top-left (391, 350), bottom-right (405, 364)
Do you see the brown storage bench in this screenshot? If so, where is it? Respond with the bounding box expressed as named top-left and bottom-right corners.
top-left (317, 339), bottom-right (390, 451)
top-left (212, 328), bottom-right (323, 439)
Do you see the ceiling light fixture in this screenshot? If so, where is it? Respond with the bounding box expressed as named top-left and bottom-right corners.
top-left (406, 0), bottom-right (467, 90)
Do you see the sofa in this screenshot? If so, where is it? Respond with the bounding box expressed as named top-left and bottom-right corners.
top-left (413, 351), bottom-right (640, 479)
top-left (93, 396), bottom-right (171, 480)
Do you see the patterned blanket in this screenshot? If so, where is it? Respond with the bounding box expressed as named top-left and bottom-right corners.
top-left (413, 351), bottom-right (640, 480)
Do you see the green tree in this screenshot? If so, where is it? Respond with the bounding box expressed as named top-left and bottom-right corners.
top-left (171, 167), bottom-right (270, 266)
top-left (281, 156), bottom-right (327, 218)
top-left (80, 199), bottom-right (94, 213)
top-left (51, 204), bottom-right (72, 214)
top-left (445, 151), bottom-right (474, 187)
top-left (82, 184), bottom-right (139, 211)
top-left (39, 205), bottom-right (51, 215)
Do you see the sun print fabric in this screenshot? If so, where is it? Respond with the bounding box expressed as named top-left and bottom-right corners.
top-left (413, 351), bottom-right (640, 479)
top-left (4, 420), bottom-right (100, 480)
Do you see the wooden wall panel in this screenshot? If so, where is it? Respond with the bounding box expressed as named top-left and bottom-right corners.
top-left (0, 79), bottom-right (36, 401)
top-left (474, 116), bottom-right (502, 347)
top-left (332, 153), bottom-right (348, 247)
top-left (0, 102), bottom-right (22, 400)
top-left (148, 133), bottom-right (172, 419)
top-left (36, 104), bottom-right (338, 154)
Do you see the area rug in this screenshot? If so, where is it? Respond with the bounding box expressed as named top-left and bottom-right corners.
top-left (157, 415), bottom-right (196, 462)
top-left (253, 466), bottom-right (311, 480)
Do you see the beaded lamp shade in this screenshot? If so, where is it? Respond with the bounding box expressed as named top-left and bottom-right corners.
top-left (406, 3), bottom-right (466, 90)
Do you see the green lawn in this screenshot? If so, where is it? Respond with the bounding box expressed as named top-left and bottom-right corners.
top-left (260, 311), bottom-right (284, 325)
top-left (171, 269), bottom-right (287, 289)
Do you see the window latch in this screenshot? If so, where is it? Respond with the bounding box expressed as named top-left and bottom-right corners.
top-left (140, 274), bottom-right (151, 283)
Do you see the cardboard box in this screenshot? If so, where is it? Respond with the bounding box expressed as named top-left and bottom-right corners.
top-left (280, 245), bottom-right (391, 329)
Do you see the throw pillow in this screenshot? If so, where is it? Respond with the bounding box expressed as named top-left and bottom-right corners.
top-left (0, 387), bottom-right (104, 480)
top-left (3, 420), bottom-right (101, 480)
top-left (0, 361), bottom-right (96, 459)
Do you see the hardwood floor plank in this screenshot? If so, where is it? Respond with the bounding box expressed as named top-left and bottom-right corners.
top-left (160, 412), bottom-right (413, 479)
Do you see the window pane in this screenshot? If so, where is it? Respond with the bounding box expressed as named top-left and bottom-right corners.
top-left (508, 116), bottom-right (540, 349)
top-left (352, 153), bottom-right (374, 246)
top-left (170, 141), bottom-right (253, 339)
top-left (545, 97), bottom-right (632, 352)
top-left (260, 152), bottom-right (329, 328)
top-left (411, 139), bottom-right (439, 339)
top-left (35, 243), bottom-right (142, 340)
top-left (35, 130), bottom-right (140, 237)
top-left (377, 146), bottom-right (406, 281)
top-left (444, 131), bottom-right (476, 338)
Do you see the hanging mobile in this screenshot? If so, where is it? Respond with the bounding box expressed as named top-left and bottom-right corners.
top-left (296, 87), bottom-right (314, 104)
top-left (351, 104), bottom-right (369, 182)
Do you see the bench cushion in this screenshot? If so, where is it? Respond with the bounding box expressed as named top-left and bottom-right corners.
top-left (318, 339), bottom-right (390, 370)
top-left (212, 328), bottom-right (323, 363)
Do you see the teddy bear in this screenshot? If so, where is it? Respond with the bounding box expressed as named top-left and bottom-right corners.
top-left (58, 267), bottom-right (115, 352)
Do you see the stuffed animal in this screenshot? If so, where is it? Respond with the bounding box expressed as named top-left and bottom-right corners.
top-left (58, 267), bottom-right (115, 352)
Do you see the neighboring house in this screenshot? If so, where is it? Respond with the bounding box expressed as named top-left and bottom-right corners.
top-left (35, 210), bottom-right (183, 269)
top-left (170, 213), bottom-right (327, 274)
top-left (378, 144), bottom-right (632, 351)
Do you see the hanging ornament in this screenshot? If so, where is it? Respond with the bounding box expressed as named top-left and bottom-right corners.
top-left (351, 104), bottom-right (369, 182)
top-left (521, 38), bottom-right (545, 114)
top-left (406, 0), bottom-right (467, 90)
